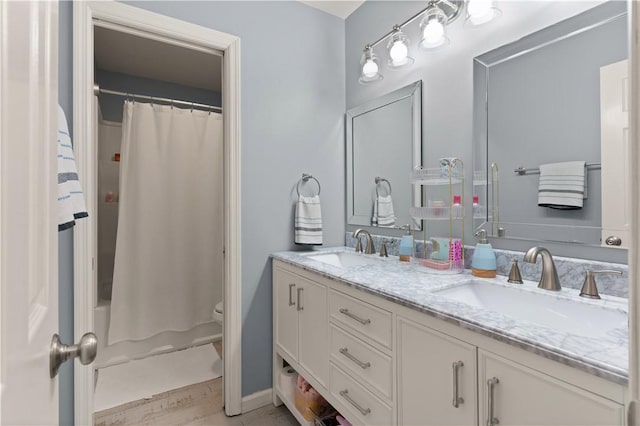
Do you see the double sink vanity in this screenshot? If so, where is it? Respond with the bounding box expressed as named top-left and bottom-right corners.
top-left (271, 246), bottom-right (628, 426)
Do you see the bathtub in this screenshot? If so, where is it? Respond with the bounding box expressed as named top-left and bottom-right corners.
top-left (94, 300), bottom-right (222, 369)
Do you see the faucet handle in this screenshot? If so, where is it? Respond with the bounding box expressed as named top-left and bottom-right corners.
top-left (507, 259), bottom-right (523, 284)
top-left (379, 241), bottom-right (389, 257)
top-left (579, 270), bottom-right (623, 299)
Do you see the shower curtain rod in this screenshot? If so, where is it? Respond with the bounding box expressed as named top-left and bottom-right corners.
top-left (93, 84), bottom-right (223, 113)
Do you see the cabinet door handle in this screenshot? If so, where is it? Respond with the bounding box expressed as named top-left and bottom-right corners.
top-left (339, 347), bottom-right (371, 369)
top-left (487, 377), bottom-right (499, 426)
top-left (452, 361), bottom-right (464, 408)
top-left (288, 283), bottom-right (296, 306)
top-left (296, 288), bottom-right (304, 311)
top-left (339, 308), bottom-right (371, 325)
top-left (339, 389), bottom-right (371, 416)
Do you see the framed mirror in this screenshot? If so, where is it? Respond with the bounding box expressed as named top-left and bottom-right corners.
top-left (346, 81), bottom-right (422, 229)
top-left (473, 2), bottom-right (628, 248)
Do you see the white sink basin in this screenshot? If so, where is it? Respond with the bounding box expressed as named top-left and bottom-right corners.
top-left (434, 280), bottom-right (627, 339)
top-left (304, 252), bottom-right (381, 268)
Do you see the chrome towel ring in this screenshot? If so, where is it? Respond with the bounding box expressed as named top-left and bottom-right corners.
top-left (375, 177), bottom-right (392, 197)
top-left (296, 173), bottom-right (321, 197)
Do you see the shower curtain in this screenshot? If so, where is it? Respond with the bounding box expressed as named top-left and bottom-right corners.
top-left (108, 101), bottom-right (223, 345)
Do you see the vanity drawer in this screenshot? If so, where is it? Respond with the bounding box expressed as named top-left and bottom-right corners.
top-left (329, 324), bottom-right (392, 401)
top-left (329, 290), bottom-right (392, 349)
top-left (330, 362), bottom-right (393, 426)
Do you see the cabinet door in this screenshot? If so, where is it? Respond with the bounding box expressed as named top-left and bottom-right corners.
top-left (298, 277), bottom-right (328, 386)
top-left (274, 268), bottom-right (299, 362)
top-left (398, 318), bottom-right (477, 426)
top-left (479, 350), bottom-right (624, 426)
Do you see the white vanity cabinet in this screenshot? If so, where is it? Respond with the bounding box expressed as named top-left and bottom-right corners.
top-left (273, 266), bottom-right (328, 387)
top-left (478, 350), bottom-right (624, 426)
top-left (398, 318), bottom-right (477, 425)
top-left (272, 259), bottom-right (626, 426)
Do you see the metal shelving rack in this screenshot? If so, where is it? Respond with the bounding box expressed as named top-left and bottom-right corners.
top-left (410, 158), bottom-right (465, 274)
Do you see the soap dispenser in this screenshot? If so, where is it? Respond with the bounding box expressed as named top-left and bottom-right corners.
top-left (399, 225), bottom-right (414, 262)
top-left (471, 229), bottom-right (497, 278)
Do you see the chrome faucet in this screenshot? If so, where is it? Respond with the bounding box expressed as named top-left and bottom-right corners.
top-left (523, 247), bottom-right (561, 291)
top-left (353, 229), bottom-right (376, 254)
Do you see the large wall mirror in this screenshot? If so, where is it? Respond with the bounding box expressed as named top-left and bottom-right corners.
top-left (473, 1), bottom-right (628, 249)
top-left (346, 81), bottom-right (422, 229)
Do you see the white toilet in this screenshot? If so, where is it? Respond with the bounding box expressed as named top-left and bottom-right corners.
top-left (213, 301), bottom-right (223, 326)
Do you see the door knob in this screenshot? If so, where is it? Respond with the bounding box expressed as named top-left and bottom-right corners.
top-left (50, 332), bottom-right (98, 378)
top-left (605, 236), bottom-right (622, 246)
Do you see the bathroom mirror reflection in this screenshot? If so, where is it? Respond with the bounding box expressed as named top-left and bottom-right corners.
top-left (473, 2), bottom-right (628, 248)
top-left (346, 80), bottom-right (422, 229)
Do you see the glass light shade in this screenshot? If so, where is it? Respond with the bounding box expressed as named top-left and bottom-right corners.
top-left (420, 6), bottom-right (449, 50)
top-left (386, 28), bottom-right (414, 68)
top-left (465, 0), bottom-right (501, 26)
top-left (359, 47), bottom-right (383, 84)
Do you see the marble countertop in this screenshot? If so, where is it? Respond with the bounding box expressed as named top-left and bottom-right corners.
top-left (272, 247), bottom-right (628, 385)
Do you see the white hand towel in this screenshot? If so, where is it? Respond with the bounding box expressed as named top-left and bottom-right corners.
top-left (295, 195), bottom-right (323, 245)
top-left (537, 161), bottom-right (587, 210)
top-left (57, 105), bottom-right (88, 231)
top-left (372, 195), bottom-right (396, 227)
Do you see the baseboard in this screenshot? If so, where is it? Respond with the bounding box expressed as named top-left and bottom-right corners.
top-left (241, 388), bottom-right (273, 413)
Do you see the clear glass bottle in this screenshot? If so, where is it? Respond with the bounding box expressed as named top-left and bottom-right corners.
top-left (452, 194), bottom-right (463, 219)
top-left (473, 194), bottom-right (481, 218)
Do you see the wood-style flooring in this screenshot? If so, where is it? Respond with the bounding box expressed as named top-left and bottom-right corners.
top-left (94, 376), bottom-right (297, 426)
top-left (94, 341), bottom-right (296, 425)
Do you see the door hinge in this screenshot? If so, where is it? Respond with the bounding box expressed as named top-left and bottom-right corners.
top-left (92, 257), bottom-right (95, 271)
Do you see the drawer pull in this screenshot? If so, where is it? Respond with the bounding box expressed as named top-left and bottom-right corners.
top-left (452, 361), bottom-right (464, 408)
top-left (339, 389), bottom-right (371, 416)
top-left (297, 288), bottom-right (304, 311)
top-left (339, 347), bottom-right (371, 369)
top-left (288, 283), bottom-right (296, 306)
top-left (339, 308), bottom-right (371, 325)
top-left (487, 377), bottom-right (499, 426)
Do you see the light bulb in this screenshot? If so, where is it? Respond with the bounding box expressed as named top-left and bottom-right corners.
top-left (389, 40), bottom-right (408, 63)
top-left (423, 19), bottom-right (444, 45)
top-left (362, 59), bottom-right (379, 78)
top-left (467, 0), bottom-right (498, 26)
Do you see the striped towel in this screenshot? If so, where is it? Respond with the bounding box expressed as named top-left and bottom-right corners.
top-left (295, 195), bottom-right (323, 245)
top-left (57, 105), bottom-right (88, 231)
top-left (537, 161), bottom-right (587, 210)
top-left (372, 195), bottom-right (396, 227)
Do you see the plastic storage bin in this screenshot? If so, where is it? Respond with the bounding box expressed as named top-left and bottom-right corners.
top-left (295, 375), bottom-right (329, 421)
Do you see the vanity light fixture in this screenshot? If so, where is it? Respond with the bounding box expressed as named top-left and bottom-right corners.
top-left (359, 45), bottom-right (383, 83)
top-left (358, 0), bottom-right (501, 84)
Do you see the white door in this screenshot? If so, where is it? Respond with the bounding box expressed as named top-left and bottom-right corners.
top-left (600, 59), bottom-right (629, 249)
top-left (0, 1), bottom-right (60, 424)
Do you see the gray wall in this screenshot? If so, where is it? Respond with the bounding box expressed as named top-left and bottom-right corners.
top-left (58, 2), bottom-right (75, 424)
top-left (345, 1), bottom-right (627, 262)
top-left (95, 69), bottom-right (222, 122)
top-left (57, 0), bottom-right (346, 408)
